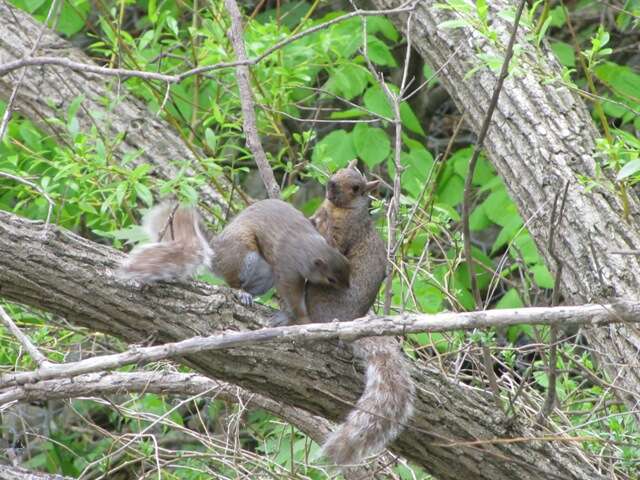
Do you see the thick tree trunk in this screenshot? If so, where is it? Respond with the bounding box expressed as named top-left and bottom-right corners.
top-left (0, 212), bottom-right (603, 479)
top-left (371, 0), bottom-right (640, 417)
top-left (0, 1), bottom-right (229, 212)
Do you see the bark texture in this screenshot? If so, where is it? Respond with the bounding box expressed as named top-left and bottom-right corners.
top-left (0, 0), bottom-right (229, 211)
top-left (371, 0), bottom-right (640, 417)
top-left (0, 212), bottom-right (603, 479)
top-left (0, 466), bottom-right (71, 480)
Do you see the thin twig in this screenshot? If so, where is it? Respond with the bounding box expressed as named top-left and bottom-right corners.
top-left (0, 171), bottom-right (54, 229)
top-left (461, 0), bottom-right (528, 309)
top-left (0, 4), bottom-right (417, 85)
top-left (224, 0), bottom-right (280, 199)
top-left (1, 301), bottom-right (637, 388)
top-left (0, 305), bottom-right (51, 367)
top-left (538, 181), bottom-right (570, 422)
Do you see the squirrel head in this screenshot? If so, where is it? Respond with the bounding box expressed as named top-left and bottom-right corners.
top-left (308, 249), bottom-right (351, 289)
top-left (326, 159), bottom-right (379, 209)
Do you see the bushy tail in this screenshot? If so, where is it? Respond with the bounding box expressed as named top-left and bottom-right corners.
top-left (322, 336), bottom-right (414, 466)
top-left (119, 202), bottom-right (213, 283)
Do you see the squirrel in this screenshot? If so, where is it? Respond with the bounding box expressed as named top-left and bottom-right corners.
top-left (119, 199), bottom-right (350, 325)
top-left (306, 160), bottom-right (415, 466)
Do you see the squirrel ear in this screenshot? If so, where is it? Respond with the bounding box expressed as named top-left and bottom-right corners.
top-left (365, 180), bottom-right (380, 193)
top-left (347, 159), bottom-right (358, 170)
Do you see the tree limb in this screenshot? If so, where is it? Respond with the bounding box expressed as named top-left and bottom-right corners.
top-left (0, 210), bottom-right (606, 479)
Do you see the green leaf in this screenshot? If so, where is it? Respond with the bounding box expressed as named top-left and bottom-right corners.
top-left (204, 128), bottom-right (217, 151)
top-left (476, 0), bottom-right (488, 23)
top-left (328, 64), bottom-right (370, 100)
top-left (492, 216), bottom-right (524, 253)
top-left (594, 62), bottom-right (640, 101)
top-left (148, 0), bottom-right (158, 23)
top-left (312, 129), bottom-right (356, 169)
top-left (531, 264), bottom-right (554, 289)
top-left (616, 159), bottom-right (640, 180)
top-left (469, 204), bottom-right (491, 231)
top-left (352, 123), bottom-right (391, 167)
top-left (482, 188), bottom-right (520, 227)
top-left (437, 174), bottom-right (464, 207)
top-left (366, 16), bottom-right (399, 41)
top-left (550, 41), bottom-right (576, 67)
top-left (134, 183), bottom-right (153, 207)
top-left (438, 19), bottom-right (469, 30)
top-left (363, 85), bottom-right (393, 119)
top-left (400, 102), bottom-right (426, 135)
top-left (56, 0), bottom-right (89, 36)
top-left (366, 35), bottom-right (397, 66)
top-left (452, 147), bottom-right (495, 186)
top-left (495, 288), bottom-right (524, 309)
top-left (511, 232), bottom-right (542, 264)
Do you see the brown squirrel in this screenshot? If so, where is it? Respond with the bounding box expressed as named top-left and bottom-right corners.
top-left (120, 199), bottom-right (350, 325)
top-left (307, 160), bottom-right (415, 466)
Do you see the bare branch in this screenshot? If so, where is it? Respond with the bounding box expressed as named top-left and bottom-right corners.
top-left (0, 371), bottom-right (332, 441)
top-left (2, 301), bottom-right (637, 389)
top-left (224, 0), bottom-right (280, 199)
top-left (0, 305), bottom-right (51, 367)
top-left (0, 3), bottom-right (418, 84)
top-left (0, 465), bottom-right (72, 480)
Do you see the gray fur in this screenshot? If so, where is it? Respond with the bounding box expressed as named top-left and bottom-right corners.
top-left (239, 251), bottom-right (275, 296)
top-left (321, 336), bottom-right (414, 466)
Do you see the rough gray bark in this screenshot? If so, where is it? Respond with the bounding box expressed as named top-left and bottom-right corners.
top-left (371, 0), bottom-right (640, 418)
top-left (0, 465), bottom-right (71, 480)
top-left (0, 212), bottom-right (604, 479)
top-left (0, 1), bottom-right (229, 212)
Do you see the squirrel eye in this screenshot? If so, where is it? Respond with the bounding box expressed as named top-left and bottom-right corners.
top-left (328, 277), bottom-right (337, 284)
top-left (352, 185), bottom-right (360, 193)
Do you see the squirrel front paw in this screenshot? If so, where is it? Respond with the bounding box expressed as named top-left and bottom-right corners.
top-left (235, 290), bottom-right (254, 307)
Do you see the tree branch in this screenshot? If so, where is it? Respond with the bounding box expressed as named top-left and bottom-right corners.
top-left (0, 210), bottom-right (607, 479)
top-left (224, 0), bottom-right (280, 199)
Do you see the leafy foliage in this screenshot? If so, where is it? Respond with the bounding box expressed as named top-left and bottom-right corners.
top-left (1, 0), bottom-right (640, 477)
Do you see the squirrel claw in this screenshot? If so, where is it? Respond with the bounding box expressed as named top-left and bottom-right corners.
top-left (236, 291), bottom-right (254, 307)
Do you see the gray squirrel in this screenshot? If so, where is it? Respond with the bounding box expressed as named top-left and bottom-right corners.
top-left (120, 199), bottom-right (349, 325)
top-left (308, 161), bottom-right (414, 466)
top-left (119, 166), bottom-right (413, 466)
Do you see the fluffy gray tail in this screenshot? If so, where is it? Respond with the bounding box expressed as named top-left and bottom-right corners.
top-left (119, 202), bottom-right (213, 283)
top-left (322, 336), bottom-right (414, 466)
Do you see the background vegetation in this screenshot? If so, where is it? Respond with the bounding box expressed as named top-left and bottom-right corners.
top-left (1, 0), bottom-right (639, 478)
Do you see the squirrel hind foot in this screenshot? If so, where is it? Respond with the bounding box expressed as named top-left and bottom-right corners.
top-left (268, 311), bottom-right (291, 327)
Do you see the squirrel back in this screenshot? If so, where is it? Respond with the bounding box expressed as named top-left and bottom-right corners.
top-left (119, 203), bottom-right (213, 283)
top-left (307, 161), bottom-right (415, 466)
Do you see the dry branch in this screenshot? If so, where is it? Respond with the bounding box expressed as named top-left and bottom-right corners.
top-left (0, 210), bottom-right (606, 479)
top-left (224, 0), bottom-right (280, 199)
top-left (2, 300), bottom-right (637, 389)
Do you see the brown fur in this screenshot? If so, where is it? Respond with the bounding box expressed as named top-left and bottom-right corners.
top-left (214, 199), bottom-right (350, 324)
top-left (307, 161), bottom-right (415, 466)
top-left (120, 199), bottom-right (350, 325)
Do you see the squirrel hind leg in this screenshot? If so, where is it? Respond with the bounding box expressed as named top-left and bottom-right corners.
top-left (239, 251), bottom-right (275, 296)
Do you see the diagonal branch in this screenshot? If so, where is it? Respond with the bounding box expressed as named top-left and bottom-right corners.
top-left (224, 0), bottom-right (280, 199)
